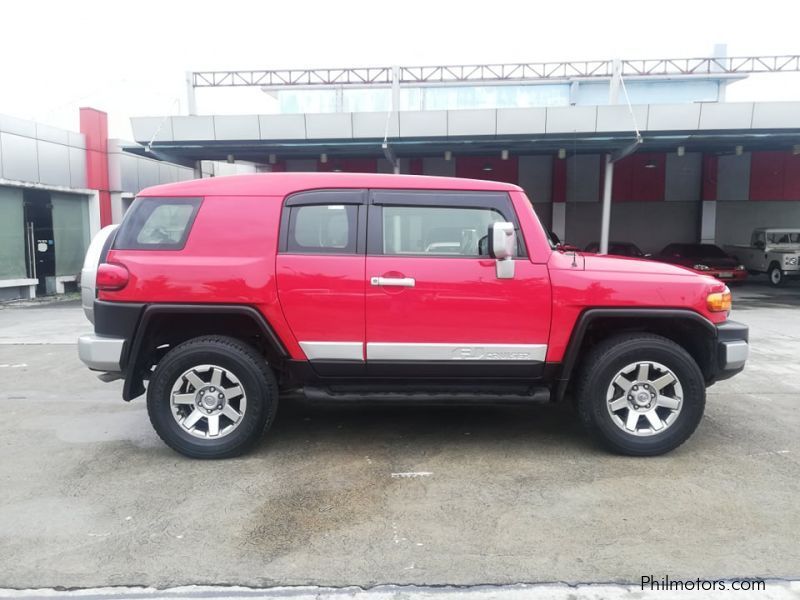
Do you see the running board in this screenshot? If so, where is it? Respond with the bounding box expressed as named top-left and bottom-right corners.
top-left (302, 385), bottom-right (551, 405)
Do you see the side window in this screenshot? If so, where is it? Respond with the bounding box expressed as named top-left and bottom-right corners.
top-left (280, 190), bottom-right (365, 255)
top-left (288, 204), bottom-right (357, 253)
top-left (370, 190), bottom-right (525, 258)
top-left (114, 197), bottom-right (201, 250)
top-left (382, 206), bottom-right (505, 257)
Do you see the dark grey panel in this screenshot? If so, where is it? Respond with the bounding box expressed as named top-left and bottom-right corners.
top-left (566, 154), bottom-right (600, 202)
top-left (532, 202), bottom-right (552, 230)
top-left (285, 159), bottom-right (318, 172)
top-left (137, 159), bottom-right (159, 190)
top-left (422, 157), bottom-right (454, 177)
top-left (1, 133), bottom-right (38, 183)
top-left (69, 147), bottom-right (87, 189)
top-left (119, 153), bottom-right (142, 192)
top-left (716, 201), bottom-right (800, 247)
top-left (518, 155), bottom-right (552, 203)
top-left (566, 201), bottom-right (700, 253)
top-left (37, 140), bottom-right (70, 187)
top-left (665, 152), bottom-right (702, 202)
top-left (717, 153), bottom-right (751, 201)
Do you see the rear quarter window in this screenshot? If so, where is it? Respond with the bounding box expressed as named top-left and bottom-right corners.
top-left (114, 197), bottom-right (202, 250)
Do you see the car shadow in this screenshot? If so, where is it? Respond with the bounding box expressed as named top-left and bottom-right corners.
top-left (254, 395), bottom-right (595, 456)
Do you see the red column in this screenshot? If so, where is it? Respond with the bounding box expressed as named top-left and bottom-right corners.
top-left (552, 157), bottom-right (567, 203)
top-left (702, 154), bottom-right (718, 201)
top-left (80, 108), bottom-right (112, 227)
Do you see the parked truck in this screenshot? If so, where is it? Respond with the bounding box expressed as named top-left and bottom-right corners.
top-left (78, 173), bottom-right (749, 459)
top-left (726, 228), bottom-right (800, 286)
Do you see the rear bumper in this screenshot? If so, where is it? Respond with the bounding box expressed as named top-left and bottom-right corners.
top-left (715, 320), bottom-right (749, 380)
top-left (78, 334), bottom-right (125, 372)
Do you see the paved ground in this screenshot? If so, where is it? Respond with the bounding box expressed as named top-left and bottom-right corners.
top-left (0, 281), bottom-right (798, 594)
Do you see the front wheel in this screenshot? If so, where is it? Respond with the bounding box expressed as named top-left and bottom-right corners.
top-left (576, 333), bottom-right (705, 456)
top-left (147, 335), bottom-right (278, 458)
top-left (768, 263), bottom-right (785, 287)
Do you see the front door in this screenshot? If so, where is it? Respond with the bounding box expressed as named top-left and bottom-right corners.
top-left (276, 189), bottom-right (367, 376)
top-left (365, 190), bottom-right (551, 378)
top-left (23, 190), bottom-right (55, 296)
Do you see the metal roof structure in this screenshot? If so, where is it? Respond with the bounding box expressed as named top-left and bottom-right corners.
top-left (190, 55), bottom-right (800, 89)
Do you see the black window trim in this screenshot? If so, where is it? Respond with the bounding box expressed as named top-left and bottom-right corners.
top-left (367, 190), bottom-right (528, 258)
top-left (113, 196), bottom-right (202, 251)
top-left (278, 189), bottom-right (367, 255)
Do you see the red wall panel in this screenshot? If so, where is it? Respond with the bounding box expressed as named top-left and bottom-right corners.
top-left (79, 108), bottom-right (111, 227)
top-left (750, 151), bottom-right (786, 201)
top-left (784, 153), bottom-right (800, 200)
top-left (455, 156), bottom-right (519, 184)
top-left (612, 152), bottom-right (665, 202)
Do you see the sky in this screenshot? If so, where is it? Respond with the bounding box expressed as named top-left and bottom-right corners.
top-left (1, 0), bottom-right (799, 139)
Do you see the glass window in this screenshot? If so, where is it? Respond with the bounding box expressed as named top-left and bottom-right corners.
top-left (0, 187), bottom-right (26, 279)
top-left (114, 197), bottom-right (201, 250)
top-left (287, 204), bottom-right (357, 254)
top-left (51, 193), bottom-right (90, 276)
top-left (382, 206), bottom-right (506, 257)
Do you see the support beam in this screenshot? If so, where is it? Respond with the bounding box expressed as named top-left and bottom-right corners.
top-left (599, 155), bottom-right (614, 255)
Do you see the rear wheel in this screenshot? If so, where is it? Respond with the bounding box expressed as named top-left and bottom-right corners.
top-left (576, 333), bottom-right (705, 456)
top-left (147, 335), bottom-right (277, 458)
top-left (768, 263), bottom-right (785, 287)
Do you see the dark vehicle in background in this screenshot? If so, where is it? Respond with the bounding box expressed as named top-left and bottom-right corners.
top-left (584, 241), bottom-right (646, 258)
top-left (654, 243), bottom-right (747, 282)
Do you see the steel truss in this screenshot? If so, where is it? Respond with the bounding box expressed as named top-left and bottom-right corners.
top-left (191, 55), bottom-right (800, 88)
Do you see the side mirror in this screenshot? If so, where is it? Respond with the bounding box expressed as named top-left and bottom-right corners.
top-left (489, 222), bottom-right (516, 279)
top-left (754, 240), bottom-right (765, 250)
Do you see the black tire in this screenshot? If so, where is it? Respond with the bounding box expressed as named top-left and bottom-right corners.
top-left (575, 333), bottom-right (705, 456)
top-left (146, 335), bottom-right (278, 459)
top-left (768, 262), bottom-right (785, 287)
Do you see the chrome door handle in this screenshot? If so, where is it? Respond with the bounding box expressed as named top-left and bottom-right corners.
top-left (371, 276), bottom-right (415, 287)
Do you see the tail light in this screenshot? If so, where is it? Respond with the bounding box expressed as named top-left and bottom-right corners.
top-left (96, 263), bottom-right (129, 291)
top-left (707, 288), bottom-right (732, 312)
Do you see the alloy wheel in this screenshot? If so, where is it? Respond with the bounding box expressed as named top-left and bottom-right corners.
top-left (170, 364), bottom-right (247, 439)
top-left (605, 361), bottom-right (683, 437)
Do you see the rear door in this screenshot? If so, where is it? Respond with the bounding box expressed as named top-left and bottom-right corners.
top-left (276, 189), bottom-right (367, 375)
top-left (364, 190), bottom-right (551, 378)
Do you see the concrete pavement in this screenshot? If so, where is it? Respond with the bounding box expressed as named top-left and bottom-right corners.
top-left (0, 283), bottom-right (798, 592)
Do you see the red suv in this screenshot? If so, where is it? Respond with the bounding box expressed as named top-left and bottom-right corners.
top-left (78, 173), bottom-right (748, 458)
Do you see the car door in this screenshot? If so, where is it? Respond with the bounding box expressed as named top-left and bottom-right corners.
top-left (364, 189), bottom-right (551, 378)
top-left (276, 189), bottom-right (367, 375)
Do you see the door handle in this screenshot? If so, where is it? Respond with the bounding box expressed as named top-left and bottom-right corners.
top-left (371, 276), bottom-right (415, 287)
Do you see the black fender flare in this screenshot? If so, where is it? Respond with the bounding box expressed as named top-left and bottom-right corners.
top-left (553, 308), bottom-right (717, 403)
top-left (122, 304), bottom-right (287, 401)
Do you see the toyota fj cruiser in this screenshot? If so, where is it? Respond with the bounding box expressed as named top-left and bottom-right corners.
top-left (78, 173), bottom-right (749, 458)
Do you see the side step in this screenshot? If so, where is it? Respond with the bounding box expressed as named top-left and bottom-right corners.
top-left (302, 385), bottom-right (551, 405)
